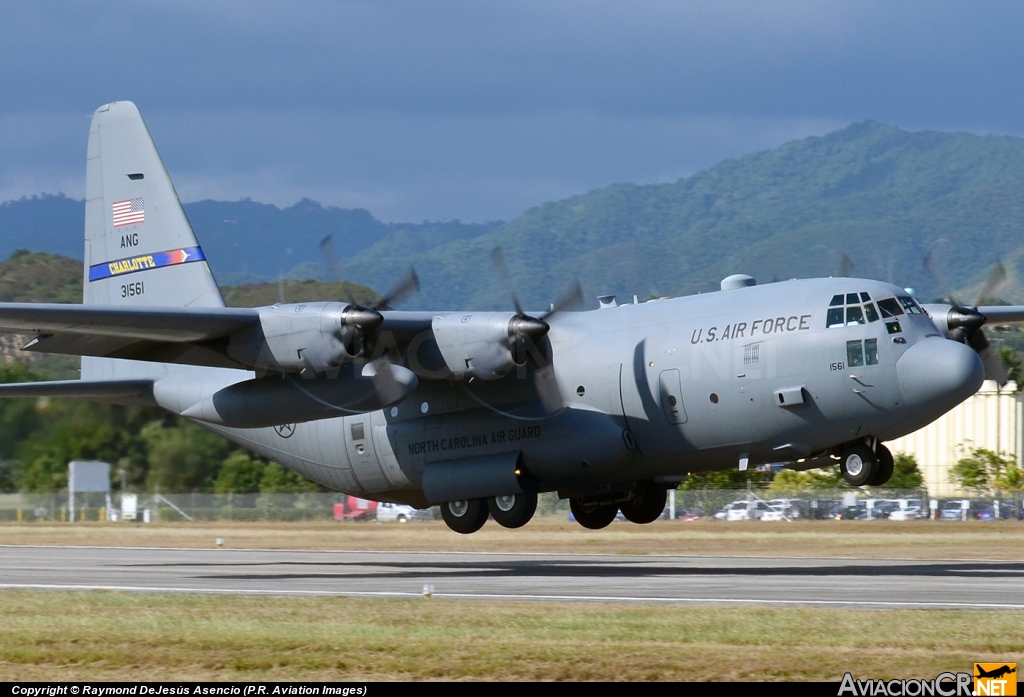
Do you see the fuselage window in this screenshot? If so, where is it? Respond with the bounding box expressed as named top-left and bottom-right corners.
top-left (845, 293), bottom-right (860, 305)
top-left (865, 338), bottom-right (878, 365)
top-left (876, 298), bottom-right (904, 318)
top-left (885, 320), bottom-right (902, 334)
top-left (898, 296), bottom-right (923, 315)
top-left (847, 339), bottom-right (879, 368)
top-left (864, 303), bottom-right (880, 322)
top-left (845, 306), bottom-right (865, 325)
top-left (847, 340), bottom-right (864, 367)
top-left (830, 294), bottom-right (844, 307)
top-left (860, 292), bottom-right (872, 302)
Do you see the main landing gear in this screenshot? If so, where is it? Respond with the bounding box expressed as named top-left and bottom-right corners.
top-left (570, 481), bottom-right (669, 530)
top-left (838, 442), bottom-right (894, 487)
top-left (440, 492), bottom-right (539, 534)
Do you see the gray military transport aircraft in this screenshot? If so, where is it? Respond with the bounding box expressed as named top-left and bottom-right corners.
top-left (0, 101), bottom-right (1021, 534)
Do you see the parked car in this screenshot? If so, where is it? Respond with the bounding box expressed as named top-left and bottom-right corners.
top-left (677, 508), bottom-right (704, 521)
top-left (726, 500), bottom-right (773, 521)
top-left (889, 505), bottom-right (923, 520)
top-left (376, 502), bottom-right (418, 523)
top-left (714, 501), bottom-right (749, 520)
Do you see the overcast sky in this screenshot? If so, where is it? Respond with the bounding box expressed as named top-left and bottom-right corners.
top-left (2, 1), bottom-right (1023, 222)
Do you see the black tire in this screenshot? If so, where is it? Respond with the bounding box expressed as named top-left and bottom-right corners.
top-left (570, 498), bottom-right (619, 530)
top-left (619, 481), bottom-right (667, 524)
top-left (840, 445), bottom-right (878, 487)
top-left (488, 492), bottom-right (538, 529)
top-left (440, 499), bottom-right (489, 534)
top-left (868, 444), bottom-right (894, 487)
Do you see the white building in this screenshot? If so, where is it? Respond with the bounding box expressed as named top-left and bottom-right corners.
top-left (887, 380), bottom-right (1023, 496)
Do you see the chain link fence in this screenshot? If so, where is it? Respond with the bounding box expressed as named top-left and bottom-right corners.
top-left (1, 489), bottom-right (1022, 523)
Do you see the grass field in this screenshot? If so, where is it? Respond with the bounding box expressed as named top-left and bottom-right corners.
top-left (2, 518), bottom-right (1024, 559)
top-left (4, 521), bottom-right (1024, 681)
top-left (1, 591), bottom-right (1022, 681)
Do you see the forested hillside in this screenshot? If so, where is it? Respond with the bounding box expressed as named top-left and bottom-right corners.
top-left (4, 121), bottom-right (1024, 312)
top-left (345, 121), bottom-right (1024, 310)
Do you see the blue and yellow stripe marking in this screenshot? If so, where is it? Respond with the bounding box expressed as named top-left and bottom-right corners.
top-left (88, 247), bottom-right (207, 282)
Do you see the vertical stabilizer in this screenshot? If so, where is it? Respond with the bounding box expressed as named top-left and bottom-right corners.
top-left (82, 101), bottom-right (224, 379)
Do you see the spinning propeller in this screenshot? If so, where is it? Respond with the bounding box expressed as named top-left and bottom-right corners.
top-left (924, 251), bottom-right (1009, 385)
top-left (318, 235), bottom-right (420, 401)
top-left (491, 247), bottom-right (583, 413)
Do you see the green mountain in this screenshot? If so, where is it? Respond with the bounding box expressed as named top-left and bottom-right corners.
top-left (343, 121), bottom-right (1024, 310)
top-left (3, 121), bottom-right (1024, 310)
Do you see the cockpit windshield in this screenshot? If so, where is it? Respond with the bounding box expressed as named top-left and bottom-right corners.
top-left (826, 291), bottom-right (883, 328)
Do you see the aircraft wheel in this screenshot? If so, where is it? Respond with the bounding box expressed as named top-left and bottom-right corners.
top-left (868, 444), bottom-right (894, 487)
top-left (840, 445), bottom-right (878, 487)
top-left (570, 498), bottom-right (619, 530)
top-left (488, 492), bottom-right (538, 529)
top-left (619, 481), bottom-right (667, 524)
top-left (440, 499), bottom-right (489, 534)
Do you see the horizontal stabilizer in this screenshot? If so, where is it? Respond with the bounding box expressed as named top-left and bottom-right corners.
top-left (0, 379), bottom-right (156, 406)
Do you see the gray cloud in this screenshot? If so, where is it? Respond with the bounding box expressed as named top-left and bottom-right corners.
top-left (1, 1), bottom-right (1022, 220)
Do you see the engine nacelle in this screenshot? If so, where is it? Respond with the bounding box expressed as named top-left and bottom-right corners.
top-left (226, 302), bottom-right (358, 373)
top-left (431, 312), bottom-right (519, 380)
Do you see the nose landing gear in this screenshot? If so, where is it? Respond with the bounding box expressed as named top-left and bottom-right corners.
top-left (839, 442), bottom-right (894, 487)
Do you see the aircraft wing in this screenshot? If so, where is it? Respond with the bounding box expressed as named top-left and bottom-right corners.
top-left (977, 306), bottom-right (1024, 324)
top-left (0, 378), bottom-right (156, 406)
top-left (0, 303), bottom-right (261, 369)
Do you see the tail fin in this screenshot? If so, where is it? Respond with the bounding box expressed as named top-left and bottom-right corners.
top-left (84, 101), bottom-right (223, 308)
top-left (82, 101), bottom-right (224, 379)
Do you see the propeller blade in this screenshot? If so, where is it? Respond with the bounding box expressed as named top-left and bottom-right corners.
top-left (491, 247), bottom-right (525, 317)
top-left (364, 356), bottom-right (406, 406)
top-left (541, 280), bottom-right (584, 320)
top-left (978, 345), bottom-right (1009, 387)
top-left (973, 260), bottom-right (1007, 308)
top-left (319, 234), bottom-right (358, 306)
top-left (533, 362), bottom-right (564, 415)
top-left (838, 253), bottom-right (854, 278)
top-left (373, 268), bottom-right (420, 311)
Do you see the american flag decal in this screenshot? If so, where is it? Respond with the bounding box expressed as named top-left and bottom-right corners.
top-left (112, 198), bottom-right (145, 227)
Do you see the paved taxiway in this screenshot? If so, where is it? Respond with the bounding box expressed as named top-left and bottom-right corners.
top-left (2, 545), bottom-right (1023, 609)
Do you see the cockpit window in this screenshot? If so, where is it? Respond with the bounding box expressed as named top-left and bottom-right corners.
top-left (898, 296), bottom-right (923, 315)
top-left (876, 298), bottom-right (904, 318)
top-left (827, 292), bottom-right (882, 327)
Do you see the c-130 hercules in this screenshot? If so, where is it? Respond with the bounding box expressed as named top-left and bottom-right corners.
top-left (0, 102), bottom-right (1019, 533)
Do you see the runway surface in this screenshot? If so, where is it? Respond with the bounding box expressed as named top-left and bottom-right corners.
top-left (2, 545), bottom-right (1024, 609)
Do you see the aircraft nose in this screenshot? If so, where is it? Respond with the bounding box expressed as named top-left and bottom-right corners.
top-left (896, 338), bottom-right (983, 426)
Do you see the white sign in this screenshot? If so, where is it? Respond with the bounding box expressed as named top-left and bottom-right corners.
top-left (122, 493), bottom-right (138, 521)
top-left (68, 461), bottom-right (110, 493)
